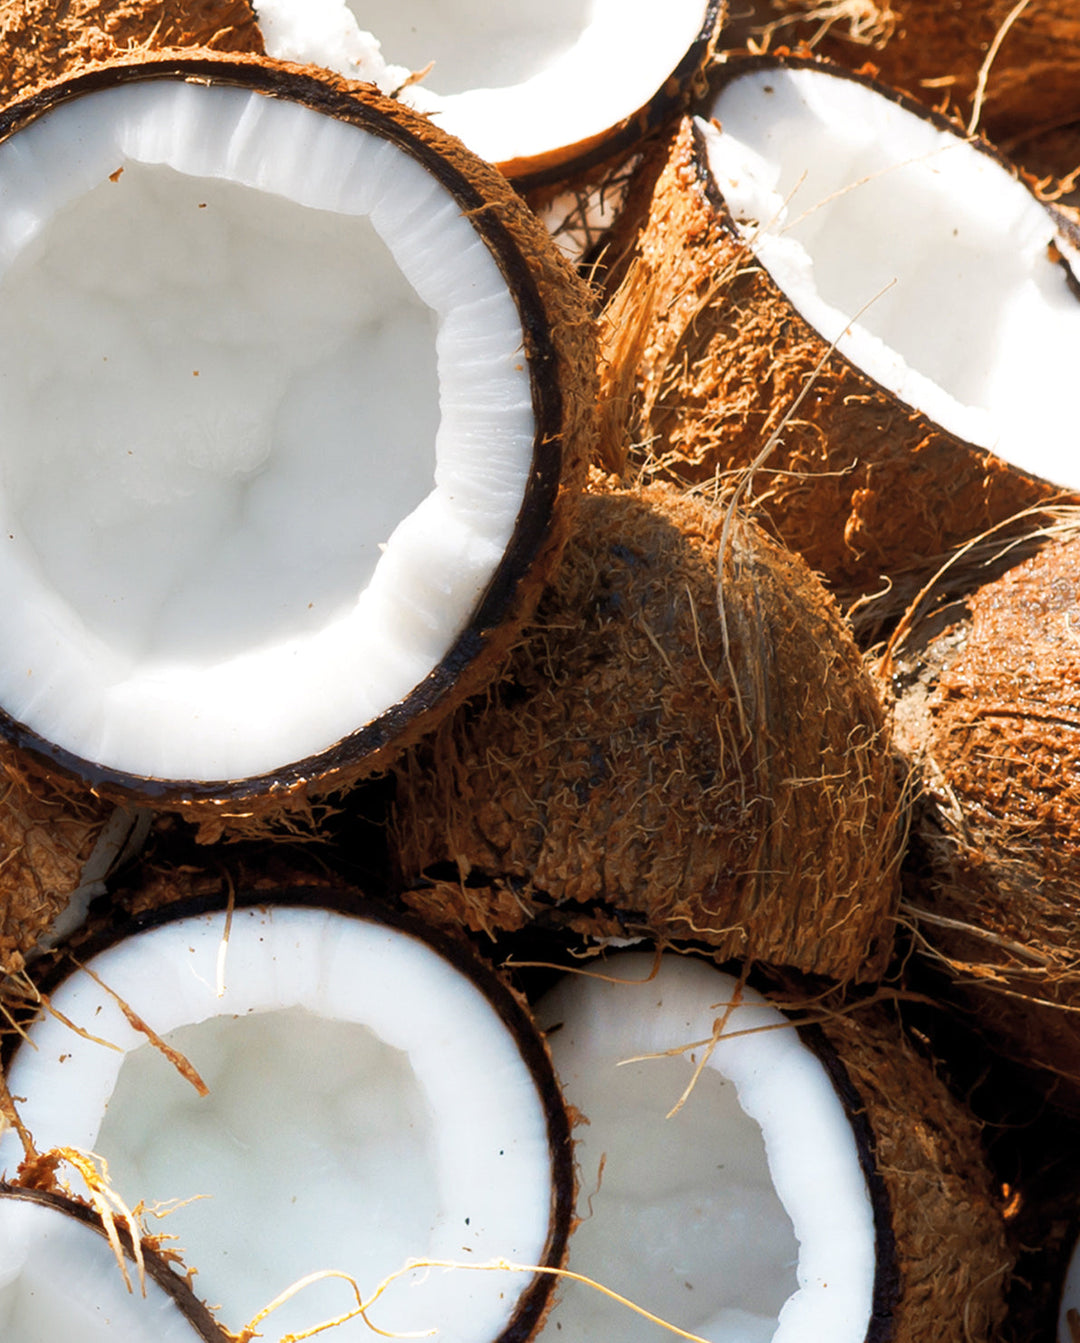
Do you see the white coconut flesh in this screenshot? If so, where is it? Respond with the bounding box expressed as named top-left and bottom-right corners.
top-left (533, 954), bottom-right (877, 1343)
top-left (0, 906), bottom-right (559, 1342)
top-left (0, 1192), bottom-right (216, 1342)
top-left (700, 65), bottom-right (1080, 489)
top-left (253, 0), bottom-right (712, 169)
top-left (0, 78), bottom-right (536, 783)
top-left (1057, 1234), bottom-right (1080, 1343)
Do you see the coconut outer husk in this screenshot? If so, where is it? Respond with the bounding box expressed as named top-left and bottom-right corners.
top-left (392, 474), bottom-right (904, 984)
top-left (807, 998), bottom-right (1011, 1341)
top-left (891, 528), bottom-right (1080, 1109)
top-left (0, 52), bottom-right (598, 838)
top-left (0, 0), bottom-right (262, 104)
top-left (597, 86), bottom-right (1073, 600)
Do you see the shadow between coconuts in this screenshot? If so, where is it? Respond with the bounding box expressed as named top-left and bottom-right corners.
top-left (0, 51), bottom-right (595, 826)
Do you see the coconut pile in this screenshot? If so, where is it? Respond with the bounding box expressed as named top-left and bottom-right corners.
top-left (0, 4), bottom-right (1079, 1343)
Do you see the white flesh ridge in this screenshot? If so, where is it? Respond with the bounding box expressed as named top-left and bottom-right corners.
top-left (700, 66), bottom-right (1080, 489)
top-left (0, 908), bottom-right (555, 1342)
top-left (253, 0), bottom-right (709, 167)
top-left (0, 1196), bottom-right (209, 1342)
top-left (533, 955), bottom-right (876, 1343)
top-left (1058, 1235), bottom-right (1080, 1342)
top-left (0, 81), bottom-right (534, 781)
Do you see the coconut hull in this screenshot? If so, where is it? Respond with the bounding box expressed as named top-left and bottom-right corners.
top-left (598, 70), bottom-right (1075, 600)
top-left (392, 477), bottom-right (904, 984)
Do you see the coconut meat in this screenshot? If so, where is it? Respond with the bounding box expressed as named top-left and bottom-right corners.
top-left (0, 79), bottom-right (535, 782)
top-left (0, 1193), bottom-right (215, 1342)
top-left (0, 907), bottom-right (557, 1342)
top-left (253, 0), bottom-right (711, 168)
top-left (534, 955), bottom-right (876, 1343)
top-left (700, 66), bottom-right (1080, 488)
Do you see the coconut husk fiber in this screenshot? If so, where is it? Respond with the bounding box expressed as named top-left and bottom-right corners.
top-left (597, 103), bottom-right (1071, 602)
top-left (0, 0), bottom-right (262, 105)
top-left (809, 998), bottom-right (1012, 1341)
top-left (391, 475), bottom-right (905, 984)
top-left (890, 527), bottom-right (1080, 1110)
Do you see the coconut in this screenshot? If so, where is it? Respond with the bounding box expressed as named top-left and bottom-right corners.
top-left (0, 1183), bottom-right (231, 1341)
top-left (0, 53), bottom-right (595, 833)
top-left (890, 528), bottom-right (1080, 1109)
top-left (531, 951), bottom-right (1009, 1342)
top-left (0, 893), bottom-right (573, 1343)
top-left (598, 54), bottom-right (1080, 599)
top-left (391, 476), bottom-right (903, 984)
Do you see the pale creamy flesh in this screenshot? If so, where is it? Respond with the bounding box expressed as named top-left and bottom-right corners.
top-left (0, 80), bottom-right (534, 781)
top-left (1058, 1232), bottom-right (1080, 1342)
top-left (534, 955), bottom-right (876, 1343)
top-left (254, 0), bottom-right (710, 166)
top-left (701, 66), bottom-right (1080, 488)
top-left (0, 1196), bottom-right (210, 1342)
top-left (0, 908), bottom-right (555, 1343)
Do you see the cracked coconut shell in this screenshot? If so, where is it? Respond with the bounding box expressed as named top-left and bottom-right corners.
top-left (597, 67), bottom-right (1076, 601)
top-left (891, 528), bottom-right (1080, 1110)
top-left (392, 477), bottom-right (904, 984)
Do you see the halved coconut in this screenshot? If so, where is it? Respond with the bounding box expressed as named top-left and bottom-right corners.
top-left (247, 0), bottom-right (725, 191)
top-left (599, 54), bottom-right (1080, 596)
top-left (0, 1183), bottom-right (229, 1341)
top-left (0, 895), bottom-right (573, 1342)
top-left (0, 54), bottom-right (594, 825)
top-left (891, 528), bottom-right (1080, 1110)
top-left (532, 952), bottom-right (1009, 1342)
top-left (392, 475), bottom-right (903, 984)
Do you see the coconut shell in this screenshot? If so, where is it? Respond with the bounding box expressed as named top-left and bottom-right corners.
top-left (891, 530), bottom-right (1080, 1108)
top-left (0, 0), bottom-right (262, 104)
top-left (0, 52), bottom-right (597, 836)
top-left (598, 78), bottom-right (1074, 600)
top-left (391, 475), bottom-right (904, 984)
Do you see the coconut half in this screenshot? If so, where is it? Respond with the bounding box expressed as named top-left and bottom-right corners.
top-left (600, 54), bottom-right (1080, 594)
top-left (0, 1184), bottom-right (229, 1341)
top-left (249, 0), bottom-right (724, 188)
top-left (0, 55), bottom-right (594, 815)
top-left (0, 897), bottom-right (573, 1342)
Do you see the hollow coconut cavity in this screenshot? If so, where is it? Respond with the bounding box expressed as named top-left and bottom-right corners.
top-left (599, 54), bottom-right (1080, 594)
top-left (0, 1184), bottom-right (229, 1342)
top-left (0, 56), bottom-right (594, 812)
top-left (249, 0), bottom-right (725, 188)
top-left (0, 898), bottom-right (573, 1342)
top-left (531, 952), bottom-right (1010, 1342)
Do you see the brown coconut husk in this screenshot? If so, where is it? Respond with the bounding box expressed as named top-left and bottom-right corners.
top-left (391, 474), bottom-right (905, 984)
top-left (597, 70), bottom-right (1075, 601)
top-left (890, 524), bottom-right (1080, 1110)
top-left (744, 0), bottom-right (1080, 146)
top-left (0, 0), bottom-right (262, 104)
top-left (0, 52), bottom-right (597, 839)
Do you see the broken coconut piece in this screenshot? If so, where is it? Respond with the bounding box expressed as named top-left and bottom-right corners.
top-left (533, 952), bottom-right (1009, 1343)
top-left (249, 0), bottom-right (725, 190)
top-left (392, 478), bottom-right (904, 984)
top-left (891, 528), bottom-right (1080, 1111)
top-left (0, 897), bottom-right (573, 1342)
top-left (0, 1183), bottom-right (230, 1341)
top-left (0, 55), bottom-right (594, 820)
top-left (600, 54), bottom-right (1080, 596)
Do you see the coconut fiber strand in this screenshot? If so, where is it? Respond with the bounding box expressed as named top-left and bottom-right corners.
top-left (598, 109), bottom-right (1067, 600)
top-left (893, 530), bottom-right (1080, 1110)
top-left (392, 477), bottom-right (904, 984)
top-left (0, 0), bottom-right (262, 105)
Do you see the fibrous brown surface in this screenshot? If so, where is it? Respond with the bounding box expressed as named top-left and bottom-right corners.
top-left (598, 107), bottom-right (1069, 600)
top-left (393, 476), bottom-right (904, 983)
top-left (0, 0), bottom-right (262, 104)
top-left (893, 532), bottom-right (1080, 1108)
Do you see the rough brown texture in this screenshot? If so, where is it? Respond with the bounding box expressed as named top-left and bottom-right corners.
top-left (0, 0), bottom-right (262, 103)
top-left (598, 105), bottom-right (1071, 601)
top-left (817, 1001), bottom-right (1012, 1341)
top-left (392, 477), bottom-right (904, 983)
top-left (892, 533), bottom-right (1080, 1109)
